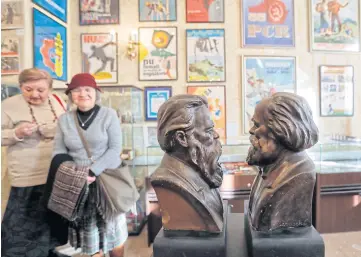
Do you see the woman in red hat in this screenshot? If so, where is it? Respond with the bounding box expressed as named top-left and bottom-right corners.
top-left (52, 73), bottom-right (127, 257)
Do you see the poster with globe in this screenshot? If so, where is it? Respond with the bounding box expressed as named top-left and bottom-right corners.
top-left (187, 85), bottom-right (226, 143)
top-left (138, 27), bottom-right (177, 81)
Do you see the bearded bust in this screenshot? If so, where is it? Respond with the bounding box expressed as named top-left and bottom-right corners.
top-left (247, 92), bottom-right (319, 232)
top-left (150, 95), bottom-right (224, 233)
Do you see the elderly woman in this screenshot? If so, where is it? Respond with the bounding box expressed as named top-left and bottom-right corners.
top-left (52, 73), bottom-right (128, 257)
top-left (1, 68), bottom-right (67, 257)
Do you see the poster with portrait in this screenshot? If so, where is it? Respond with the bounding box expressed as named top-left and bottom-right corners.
top-left (187, 86), bottom-right (226, 143)
top-left (81, 33), bottom-right (118, 84)
top-left (144, 86), bottom-right (172, 121)
top-left (139, 27), bottom-right (177, 81)
top-left (310, 0), bottom-right (360, 52)
top-left (139, 0), bottom-right (176, 21)
top-left (32, 0), bottom-right (67, 22)
top-left (1, 0), bottom-right (24, 29)
top-left (33, 8), bottom-right (67, 81)
top-left (1, 84), bottom-right (21, 101)
top-left (1, 30), bottom-right (22, 75)
top-left (243, 56), bottom-right (296, 133)
top-left (242, 0), bottom-right (295, 47)
top-left (186, 0), bottom-right (224, 23)
top-left (186, 29), bottom-right (225, 82)
top-left (320, 65), bottom-right (354, 116)
top-left (79, 0), bottom-right (119, 25)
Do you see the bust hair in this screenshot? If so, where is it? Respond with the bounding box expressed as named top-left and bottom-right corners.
top-left (18, 68), bottom-right (53, 89)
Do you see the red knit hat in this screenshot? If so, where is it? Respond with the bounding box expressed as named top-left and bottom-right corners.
top-left (65, 73), bottom-right (102, 94)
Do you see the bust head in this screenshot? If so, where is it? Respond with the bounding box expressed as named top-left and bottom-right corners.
top-left (157, 95), bottom-right (223, 188)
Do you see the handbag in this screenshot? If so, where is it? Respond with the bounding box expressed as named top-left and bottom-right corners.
top-left (73, 111), bottom-right (140, 220)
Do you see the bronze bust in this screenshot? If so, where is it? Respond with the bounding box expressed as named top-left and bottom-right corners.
top-left (247, 92), bottom-right (319, 231)
top-left (150, 95), bottom-right (224, 233)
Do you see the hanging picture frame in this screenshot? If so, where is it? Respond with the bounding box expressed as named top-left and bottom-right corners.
top-left (139, 0), bottom-right (177, 22)
top-left (1, 0), bottom-right (24, 29)
top-left (144, 86), bottom-right (172, 121)
top-left (186, 0), bottom-right (224, 23)
top-left (32, 0), bottom-right (67, 22)
top-left (79, 0), bottom-right (119, 25)
top-left (1, 30), bottom-right (23, 75)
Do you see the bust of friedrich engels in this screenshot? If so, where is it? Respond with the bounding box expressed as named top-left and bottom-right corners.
top-left (150, 95), bottom-right (224, 233)
top-left (247, 92), bottom-right (319, 232)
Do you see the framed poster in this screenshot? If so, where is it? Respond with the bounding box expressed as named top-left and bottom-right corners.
top-left (187, 85), bottom-right (226, 143)
top-left (310, 0), bottom-right (360, 52)
top-left (242, 0), bottom-right (295, 47)
top-left (1, 0), bottom-right (24, 29)
top-left (186, 0), bottom-right (224, 23)
top-left (139, 0), bottom-right (177, 21)
top-left (1, 84), bottom-right (21, 101)
top-left (81, 33), bottom-right (118, 84)
top-left (32, 0), bottom-right (67, 22)
top-left (186, 29), bottom-right (225, 82)
top-left (144, 86), bottom-right (172, 121)
top-left (320, 65), bottom-right (354, 117)
top-left (1, 30), bottom-right (22, 75)
top-left (138, 27), bottom-right (177, 81)
top-left (146, 126), bottom-right (159, 146)
top-left (79, 0), bottom-right (119, 25)
top-left (243, 56), bottom-right (296, 133)
top-left (33, 8), bottom-right (67, 81)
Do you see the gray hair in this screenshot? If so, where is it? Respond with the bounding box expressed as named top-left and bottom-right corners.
top-left (157, 94), bottom-right (208, 152)
top-left (66, 90), bottom-right (102, 111)
top-left (265, 92), bottom-right (319, 151)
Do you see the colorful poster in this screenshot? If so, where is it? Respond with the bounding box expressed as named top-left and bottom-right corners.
top-left (243, 56), bottom-right (296, 133)
top-left (242, 0), bottom-right (295, 47)
top-left (186, 0), bottom-right (224, 22)
top-left (79, 0), bottom-right (119, 25)
top-left (145, 86), bottom-right (172, 121)
top-left (139, 0), bottom-right (176, 21)
top-left (187, 86), bottom-right (226, 143)
top-left (1, 84), bottom-right (21, 101)
top-left (81, 33), bottom-right (118, 84)
top-left (1, 0), bottom-right (24, 29)
top-left (33, 8), bottom-right (67, 81)
top-left (139, 27), bottom-right (177, 81)
top-left (310, 0), bottom-right (360, 52)
top-left (32, 0), bottom-right (67, 22)
top-left (186, 29), bottom-right (225, 82)
top-left (320, 65), bottom-right (354, 116)
top-left (1, 30), bottom-right (22, 75)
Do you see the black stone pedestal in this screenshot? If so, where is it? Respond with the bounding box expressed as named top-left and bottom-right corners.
top-left (245, 215), bottom-right (325, 257)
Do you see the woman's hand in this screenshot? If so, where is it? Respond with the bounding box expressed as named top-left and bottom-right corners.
top-left (14, 122), bottom-right (38, 139)
top-left (87, 176), bottom-right (96, 184)
top-left (38, 123), bottom-right (57, 138)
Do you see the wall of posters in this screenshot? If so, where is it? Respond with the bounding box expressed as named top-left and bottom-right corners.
top-left (187, 86), bottom-right (226, 142)
top-left (138, 27), bottom-right (177, 81)
top-left (310, 0), bottom-right (360, 52)
top-left (81, 33), bottom-right (118, 84)
top-left (1, 84), bottom-right (21, 101)
top-left (32, 0), bottom-right (67, 22)
top-left (242, 0), bottom-right (295, 47)
top-left (186, 29), bottom-right (225, 82)
top-left (33, 8), bottom-right (67, 81)
top-left (144, 86), bottom-right (172, 121)
top-left (243, 56), bottom-right (296, 133)
top-left (186, 0), bottom-right (224, 23)
top-left (1, 30), bottom-right (22, 75)
top-left (139, 0), bottom-right (176, 21)
top-left (1, 0), bottom-right (24, 29)
top-left (320, 65), bottom-right (354, 117)
top-left (79, 0), bottom-right (119, 25)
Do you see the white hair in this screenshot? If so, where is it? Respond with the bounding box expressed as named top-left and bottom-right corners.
top-left (66, 90), bottom-right (102, 111)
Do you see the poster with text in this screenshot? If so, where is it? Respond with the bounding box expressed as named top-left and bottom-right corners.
top-left (186, 0), bottom-right (224, 22)
top-left (187, 29), bottom-right (225, 82)
top-left (33, 8), bottom-right (67, 81)
top-left (32, 0), bottom-right (67, 22)
top-left (139, 27), bottom-right (177, 81)
top-left (80, 0), bottom-right (119, 25)
top-left (242, 0), bottom-right (295, 47)
top-left (187, 86), bottom-right (226, 143)
top-left (320, 65), bottom-right (353, 116)
top-left (243, 56), bottom-right (296, 133)
top-left (1, 30), bottom-right (22, 75)
top-left (139, 0), bottom-right (176, 21)
top-left (1, 0), bottom-right (24, 29)
top-left (145, 86), bottom-right (172, 121)
top-left (81, 33), bottom-right (118, 84)
top-left (310, 0), bottom-right (359, 52)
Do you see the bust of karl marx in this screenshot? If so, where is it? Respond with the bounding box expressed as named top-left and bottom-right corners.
top-left (247, 92), bottom-right (319, 231)
top-left (150, 95), bottom-right (224, 233)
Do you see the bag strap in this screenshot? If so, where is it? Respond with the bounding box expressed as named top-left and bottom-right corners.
top-left (73, 111), bottom-right (95, 164)
top-left (52, 94), bottom-right (66, 111)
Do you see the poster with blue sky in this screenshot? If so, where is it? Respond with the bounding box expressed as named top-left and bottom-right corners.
top-left (32, 0), bottom-right (67, 22)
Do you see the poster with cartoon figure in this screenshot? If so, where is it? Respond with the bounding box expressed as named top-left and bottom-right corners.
top-left (186, 0), bottom-right (224, 22)
top-left (139, 0), bottom-right (176, 21)
top-left (242, 0), bottom-right (295, 47)
top-left (320, 65), bottom-right (353, 116)
top-left (187, 86), bottom-right (226, 143)
top-left (1, 0), bottom-right (24, 29)
top-left (81, 33), bottom-right (118, 84)
top-left (187, 29), bottom-right (225, 82)
top-left (243, 56), bottom-right (296, 133)
top-left (311, 0), bottom-right (360, 52)
top-left (80, 0), bottom-right (119, 25)
top-left (138, 27), bottom-right (177, 81)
